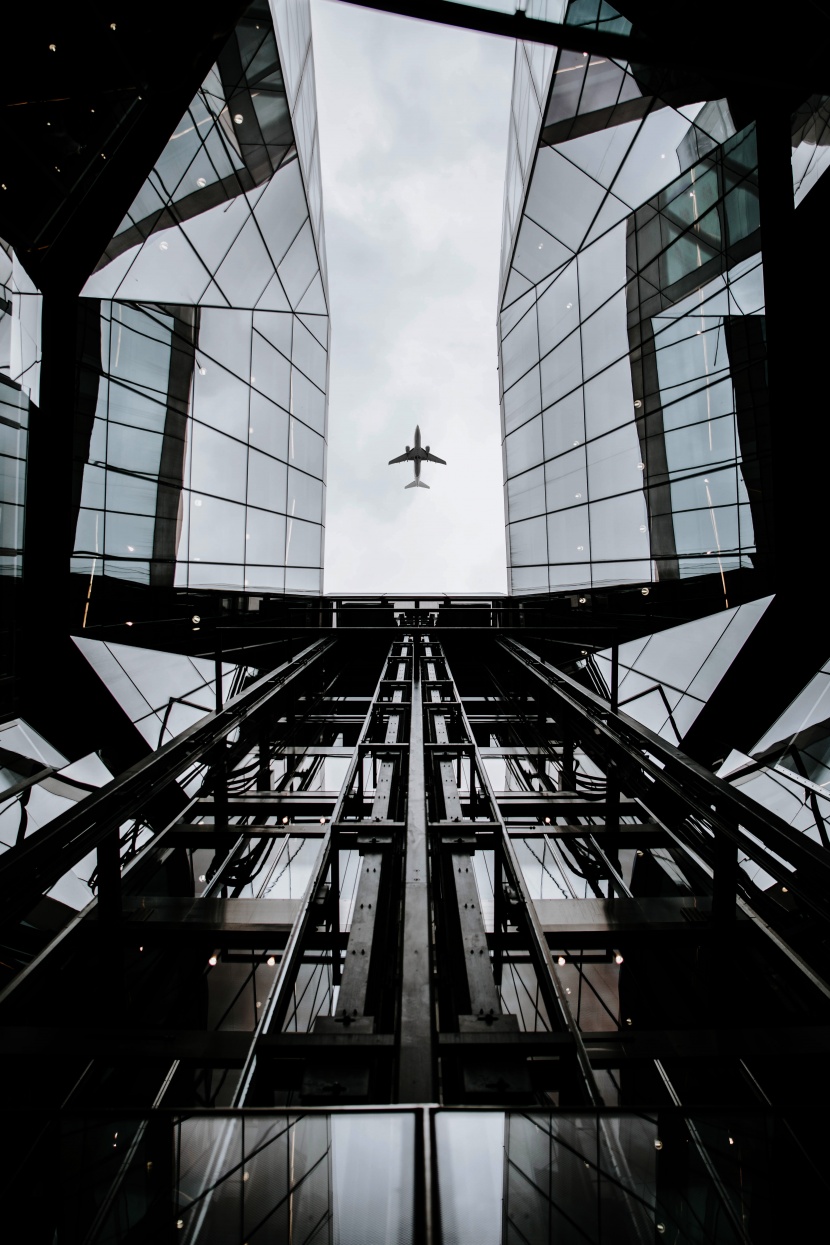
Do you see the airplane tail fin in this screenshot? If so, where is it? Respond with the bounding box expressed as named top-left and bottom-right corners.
top-left (405, 479), bottom-right (429, 489)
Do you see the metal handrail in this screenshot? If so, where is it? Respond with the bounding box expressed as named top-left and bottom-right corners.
top-left (0, 637), bottom-right (336, 924)
top-left (497, 636), bottom-right (830, 923)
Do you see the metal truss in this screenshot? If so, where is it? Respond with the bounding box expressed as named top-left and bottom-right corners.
top-left (2, 616), bottom-right (830, 1240)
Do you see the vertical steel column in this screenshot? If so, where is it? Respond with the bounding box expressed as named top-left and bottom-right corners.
top-left (397, 632), bottom-right (435, 1103)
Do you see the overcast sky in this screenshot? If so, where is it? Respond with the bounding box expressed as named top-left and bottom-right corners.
top-left (310, 0), bottom-right (514, 595)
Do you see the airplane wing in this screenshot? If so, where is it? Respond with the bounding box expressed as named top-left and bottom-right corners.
top-left (424, 452), bottom-right (446, 465)
top-left (388, 451), bottom-right (412, 464)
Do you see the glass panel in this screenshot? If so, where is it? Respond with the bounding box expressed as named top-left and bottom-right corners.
top-left (505, 416), bottom-right (543, 478)
top-left (508, 466), bottom-right (545, 522)
top-left (509, 516), bottom-right (546, 566)
top-left (435, 1112), bottom-right (505, 1245)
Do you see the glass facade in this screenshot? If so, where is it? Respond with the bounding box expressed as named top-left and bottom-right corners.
top-left (0, 239), bottom-right (41, 578)
top-left (498, 2), bottom-right (776, 594)
top-left (592, 596), bottom-right (771, 743)
top-left (72, 0), bottom-right (328, 594)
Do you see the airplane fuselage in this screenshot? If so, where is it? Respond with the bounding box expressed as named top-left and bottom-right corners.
top-left (388, 425), bottom-right (446, 489)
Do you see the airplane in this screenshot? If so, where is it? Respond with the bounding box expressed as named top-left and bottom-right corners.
top-left (388, 425), bottom-right (446, 489)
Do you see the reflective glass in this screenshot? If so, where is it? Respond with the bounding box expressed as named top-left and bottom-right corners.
top-left (506, 416), bottom-right (543, 478)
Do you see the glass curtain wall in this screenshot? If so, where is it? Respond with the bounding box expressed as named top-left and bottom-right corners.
top-left (0, 239), bottom-right (41, 578)
top-left (72, 0), bottom-right (328, 595)
top-left (498, 1), bottom-right (775, 594)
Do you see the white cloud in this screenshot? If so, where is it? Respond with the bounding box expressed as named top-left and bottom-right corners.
top-left (310, 0), bottom-right (513, 593)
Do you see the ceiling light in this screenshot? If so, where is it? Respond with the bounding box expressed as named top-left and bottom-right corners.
top-left (208, 955), bottom-right (218, 967)
top-left (639, 525), bottom-right (646, 532)
top-left (159, 240), bottom-right (168, 251)
top-left (234, 113), bottom-right (244, 124)
top-left (654, 1139), bottom-right (663, 1150)
top-left (544, 816), bottom-right (551, 824)
top-left (196, 177), bottom-right (207, 187)
top-left (49, 43), bottom-right (56, 51)
top-left (282, 816), bottom-right (289, 824)
top-left (267, 956), bottom-right (276, 967)
top-left (192, 614), bottom-right (201, 623)
top-left (110, 23), bottom-right (117, 31)
top-left (637, 462), bottom-right (645, 470)
top-left (320, 816), bottom-right (327, 823)
top-left (578, 596), bottom-right (586, 604)
top-left (127, 545), bottom-right (134, 552)
top-left (557, 956), bottom-right (566, 966)
top-left (198, 874), bottom-right (206, 882)
top-left (199, 367), bottom-right (206, 375)
top-left (615, 953), bottom-right (624, 965)
top-left (566, 302), bottom-right (573, 309)
top-left (538, 243), bottom-right (544, 249)
top-left (125, 621), bottom-right (133, 627)
top-left (634, 399), bottom-right (642, 408)
top-left (641, 587), bottom-right (650, 596)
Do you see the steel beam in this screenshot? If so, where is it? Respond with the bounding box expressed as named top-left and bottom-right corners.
top-left (397, 635), bottom-right (435, 1102)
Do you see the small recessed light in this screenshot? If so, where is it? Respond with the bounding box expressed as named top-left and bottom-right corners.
top-left (234, 113), bottom-right (244, 124)
top-left (196, 176), bottom-right (207, 187)
top-left (110, 23), bottom-right (117, 31)
top-left (637, 462), bottom-right (645, 471)
top-left (125, 621), bottom-right (133, 627)
top-left (566, 302), bottom-right (573, 309)
top-left (198, 875), bottom-right (206, 882)
top-left (159, 240), bottom-right (168, 251)
top-left (654, 1139), bottom-right (663, 1150)
top-left (127, 545), bottom-right (134, 552)
top-left (208, 955), bottom-right (218, 967)
top-left (199, 366), bottom-right (206, 375)
top-left (578, 596), bottom-right (586, 604)
top-left (49, 43), bottom-right (56, 51)
top-left (639, 525), bottom-right (647, 532)
top-left (615, 953), bottom-right (624, 965)
top-left (267, 956), bottom-right (276, 967)
top-left (282, 816), bottom-right (290, 825)
top-left (192, 614), bottom-right (201, 623)
top-left (641, 587), bottom-right (650, 596)
top-left (557, 956), bottom-right (566, 966)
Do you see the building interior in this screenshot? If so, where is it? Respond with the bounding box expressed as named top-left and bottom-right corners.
top-left (1, 1), bottom-right (829, 1240)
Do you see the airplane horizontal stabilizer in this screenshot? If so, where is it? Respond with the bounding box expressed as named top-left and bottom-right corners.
top-left (405, 479), bottom-right (429, 489)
